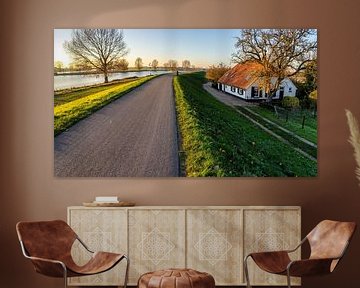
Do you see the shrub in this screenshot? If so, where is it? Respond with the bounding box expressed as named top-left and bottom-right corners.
top-left (282, 96), bottom-right (300, 108)
top-left (309, 90), bottom-right (317, 111)
top-left (309, 90), bottom-right (317, 101)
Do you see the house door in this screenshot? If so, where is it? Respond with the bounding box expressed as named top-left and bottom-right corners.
top-left (218, 83), bottom-right (222, 91)
top-left (279, 87), bottom-right (284, 100)
top-left (251, 87), bottom-right (259, 98)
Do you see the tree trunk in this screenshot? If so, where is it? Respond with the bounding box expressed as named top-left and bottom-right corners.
top-left (267, 90), bottom-right (277, 102)
top-left (104, 72), bottom-right (108, 83)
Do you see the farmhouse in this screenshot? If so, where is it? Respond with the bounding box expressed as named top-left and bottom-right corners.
top-left (217, 62), bottom-right (297, 101)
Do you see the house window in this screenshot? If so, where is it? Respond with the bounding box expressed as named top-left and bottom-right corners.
top-left (251, 86), bottom-right (259, 97)
top-left (238, 88), bottom-right (244, 95)
top-left (288, 87), bottom-right (292, 93)
top-left (231, 86), bottom-right (236, 92)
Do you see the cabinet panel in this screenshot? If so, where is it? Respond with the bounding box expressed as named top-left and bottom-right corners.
top-left (68, 208), bottom-right (127, 286)
top-left (128, 209), bottom-right (186, 284)
top-left (243, 209), bottom-right (301, 286)
top-left (187, 209), bottom-right (243, 285)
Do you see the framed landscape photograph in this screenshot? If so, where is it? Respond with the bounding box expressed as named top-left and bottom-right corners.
top-left (54, 28), bottom-right (317, 177)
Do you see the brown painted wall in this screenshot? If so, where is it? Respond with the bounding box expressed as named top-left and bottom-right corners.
top-left (1, 0), bottom-right (360, 287)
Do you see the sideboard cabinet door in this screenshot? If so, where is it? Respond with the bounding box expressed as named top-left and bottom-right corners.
top-left (187, 209), bottom-right (243, 285)
top-left (243, 208), bottom-right (301, 286)
top-left (68, 208), bottom-right (127, 286)
top-left (128, 209), bottom-right (186, 284)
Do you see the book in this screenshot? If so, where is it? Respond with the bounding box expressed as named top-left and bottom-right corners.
top-left (95, 196), bottom-right (119, 202)
top-left (93, 201), bottom-right (119, 204)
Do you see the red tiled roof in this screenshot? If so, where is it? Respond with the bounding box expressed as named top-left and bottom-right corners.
top-left (218, 62), bottom-right (264, 89)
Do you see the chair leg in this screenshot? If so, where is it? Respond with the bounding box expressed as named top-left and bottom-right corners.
top-left (244, 255), bottom-right (252, 288)
top-left (123, 255), bottom-right (130, 288)
top-left (62, 264), bottom-right (68, 288)
top-left (286, 270), bottom-right (291, 288)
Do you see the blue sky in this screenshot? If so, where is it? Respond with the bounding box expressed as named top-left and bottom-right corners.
top-left (54, 29), bottom-right (239, 68)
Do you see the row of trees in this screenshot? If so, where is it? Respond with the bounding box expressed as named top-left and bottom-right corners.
top-left (55, 57), bottom-right (193, 74)
top-left (59, 29), bottom-right (194, 81)
top-left (135, 58), bottom-right (193, 71)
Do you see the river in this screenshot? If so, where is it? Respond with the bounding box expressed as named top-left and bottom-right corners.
top-left (54, 70), bottom-right (171, 90)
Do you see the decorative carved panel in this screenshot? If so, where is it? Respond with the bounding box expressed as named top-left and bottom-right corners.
top-left (68, 208), bottom-right (127, 285)
top-left (128, 209), bottom-right (186, 284)
top-left (187, 209), bottom-right (243, 285)
top-left (243, 209), bottom-right (301, 286)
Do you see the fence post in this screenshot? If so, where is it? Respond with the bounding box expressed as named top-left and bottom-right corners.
top-left (302, 115), bottom-right (305, 129)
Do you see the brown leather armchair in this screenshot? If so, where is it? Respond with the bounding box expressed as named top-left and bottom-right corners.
top-left (244, 220), bottom-right (356, 288)
top-left (16, 220), bottom-right (129, 288)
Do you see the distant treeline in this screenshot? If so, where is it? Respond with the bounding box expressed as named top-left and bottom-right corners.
top-left (54, 67), bottom-right (202, 76)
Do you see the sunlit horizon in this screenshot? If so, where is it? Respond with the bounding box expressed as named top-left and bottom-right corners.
top-left (54, 29), bottom-right (239, 69)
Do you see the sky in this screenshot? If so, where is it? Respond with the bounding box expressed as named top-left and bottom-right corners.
top-left (54, 29), bottom-right (240, 68)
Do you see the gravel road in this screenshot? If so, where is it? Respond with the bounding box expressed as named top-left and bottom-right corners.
top-left (54, 74), bottom-right (179, 177)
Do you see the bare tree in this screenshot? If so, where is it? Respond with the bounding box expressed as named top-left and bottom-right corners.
top-left (165, 59), bottom-right (178, 71)
top-left (54, 60), bottom-right (64, 73)
top-left (112, 58), bottom-right (129, 71)
top-left (233, 29), bottom-right (317, 99)
top-left (151, 59), bottom-right (159, 70)
top-left (135, 57), bottom-right (143, 70)
top-left (64, 29), bottom-right (128, 83)
top-left (182, 60), bottom-right (191, 70)
top-left (69, 59), bottom-right (93, 72)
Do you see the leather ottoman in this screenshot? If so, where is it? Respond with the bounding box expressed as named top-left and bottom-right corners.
top-left (138, 268), bottom-right (215, 288)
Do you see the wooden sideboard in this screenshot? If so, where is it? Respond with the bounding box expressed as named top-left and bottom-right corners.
top-left (67, 206), bottom-right (301, 286)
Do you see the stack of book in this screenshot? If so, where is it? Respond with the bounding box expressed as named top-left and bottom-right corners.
top-left (83, 196), bottom-right (135, 207)
top-left (93, 196), bottom-right (119, 204)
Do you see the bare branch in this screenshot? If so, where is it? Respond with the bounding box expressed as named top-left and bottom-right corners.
top-left (232, 29), bottom-right (317, 99)
top-left (64, 29), bottom-right (128, 83)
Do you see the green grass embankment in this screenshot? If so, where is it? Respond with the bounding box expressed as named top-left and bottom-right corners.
top-left (54, 76), bottom-right (155, 135)
top-left (173, 72), bottom-right (317, 177)
top-left (247, 106), bottom-right (317, 144)
top-left (237, 106), bottom-right (317, 158)
top-left (54, 77), bottom-right (140, 106)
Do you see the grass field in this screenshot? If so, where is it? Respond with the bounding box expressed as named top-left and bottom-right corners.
top-left (174, 72), bottom-right (317, 177)
top-left (54, 77), bottom-right (139, 106)
top-left (237, 106), bottom-right (317, 158)
top-left (54, 76), bottom-right (155, 135)
top-left (247, 106), bottom-right (317, 144)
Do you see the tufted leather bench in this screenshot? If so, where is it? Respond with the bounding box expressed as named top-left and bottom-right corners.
top-left (138, 268), bottom-right (215, 288)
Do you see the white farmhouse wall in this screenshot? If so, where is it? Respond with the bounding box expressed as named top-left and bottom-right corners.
top-left (218, 78), bottom-right (297, 101)
top-left (275, 78), bottom-right (297, 97)
top-left (221, 84), bottom-right (247, 100)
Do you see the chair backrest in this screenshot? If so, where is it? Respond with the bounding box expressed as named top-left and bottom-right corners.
top-left (16, 220), bottom-right (77, 261)
top-left (307, 220), bottom-right (356, 261)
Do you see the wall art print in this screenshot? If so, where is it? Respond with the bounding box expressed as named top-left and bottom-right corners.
top-left (54, 28), bottom-right (317, 177)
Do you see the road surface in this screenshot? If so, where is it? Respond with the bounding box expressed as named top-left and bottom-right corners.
top-left (55, 74), bottom-right (179, 177)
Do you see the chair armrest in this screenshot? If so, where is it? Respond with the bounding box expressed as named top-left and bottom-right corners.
top-left (76, 236), bottom-right (94, 253)
top-left (285, 237), bottom-right (307, 253)
top-left (247, 250), bottom-right (290, 259)
top-left (19, 240), bottom-right (67, 277)
top-left (287, 258), bottom-right (336, 277)
top-left (25, 255), bottom-right (67, 278)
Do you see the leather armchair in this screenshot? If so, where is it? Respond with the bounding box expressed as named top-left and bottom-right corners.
top-left (16, 220), bottom-right (129, 288)
top-left (244, 220), bottom-right (356, 288)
